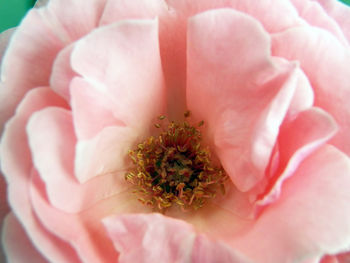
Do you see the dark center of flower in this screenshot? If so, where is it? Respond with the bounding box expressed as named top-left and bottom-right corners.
top-left (125, 111), bottom-right (227, 212)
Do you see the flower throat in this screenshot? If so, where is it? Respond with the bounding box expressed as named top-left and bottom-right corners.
top-left (125, 111), bottom-right (227, 212)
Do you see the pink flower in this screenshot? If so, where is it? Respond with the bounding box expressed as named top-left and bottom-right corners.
top-left (1, 0), bottom-right (350, 262)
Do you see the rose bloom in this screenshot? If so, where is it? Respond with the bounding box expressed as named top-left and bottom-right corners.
top-left (1, 0), bottom-right (350, 262)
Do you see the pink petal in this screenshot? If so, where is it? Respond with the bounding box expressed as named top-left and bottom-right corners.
top-left (29, 169), bottom-right (149, 263)
top-left (0, 0), bottom-right (107, 134)
top-left (103, 213), bottom-right (195, 263)
top-left (230, 145), bottom-right (350, 262)
top-left (2, 213), bottom-right (47, 263)
top-left (70, 78), bottom-right (139, 183)
top-left (316, 0), bottom-right (350, 42)
top-left (103, 213), bottom-right (252, 263)
top-left (166, 0), bottom-right (303, 33)
top-left (285, 64), bottom-right (314, 120)
top-left (99, 0), bottom-right (187, 120)
top-left (71, 20), bottom-right (165, 130)
top-left (74, 125), bottom-right (139, 184)
top-left (70, 77), bottom-right (125, 141)
top-left (187, 9), bottom-right (298, 192)
top-left (100, 0), bottom-right (303, 121)
top-left (290, 0), bottom-right (349, 45)
top-left (0, 10), bottom-right (64, 134)
top-left (100, 0), bottom-right (167, 23)
top-left (257, 107), bottom-right (338, 206)
top-left (272, 26), bottom-right (350, 156)
top-left (0, 87), bottom-right (79, 262)
top-left (26, 107), bottom-right (130, 212)
top-left (42, 0), bottom-right (107, 43)
top-left (50, 44), bottom-right (76, 101)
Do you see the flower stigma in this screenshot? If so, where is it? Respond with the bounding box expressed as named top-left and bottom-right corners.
top-left (125, 111), bottom-right (227, 212)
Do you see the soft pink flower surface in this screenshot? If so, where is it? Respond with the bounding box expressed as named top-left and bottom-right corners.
top-left (1, 0), bottom-right (350, 262)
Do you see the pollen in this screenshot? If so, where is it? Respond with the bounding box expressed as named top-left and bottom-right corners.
top-left (125, 111), bottom-right (227, 212)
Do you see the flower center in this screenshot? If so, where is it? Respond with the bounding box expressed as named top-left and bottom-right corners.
top-left (125, 111), bottom-right (227, 212)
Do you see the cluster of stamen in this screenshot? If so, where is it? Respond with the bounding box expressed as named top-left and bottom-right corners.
top-left (125, 111), bottom-right (227, 212)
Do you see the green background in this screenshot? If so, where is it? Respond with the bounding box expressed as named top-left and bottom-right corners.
top-left (0, 0), bottom-right (350, 33)
top-left (0, 0), bottom-right (35, 33)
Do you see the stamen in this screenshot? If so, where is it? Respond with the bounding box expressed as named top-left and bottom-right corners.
top-left (125, 111), bottom-right (227, 212)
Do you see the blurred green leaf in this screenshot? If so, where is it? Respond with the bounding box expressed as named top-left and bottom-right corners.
top-left (340, 0), bottom-right (350, 5)
top-left (0, 0), bottom-right (35, 33)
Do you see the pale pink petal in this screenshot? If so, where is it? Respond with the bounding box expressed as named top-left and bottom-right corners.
top-left (70, 77), bottom-right (139, 183)
top-left (99, 0), bottom-right (187, 120)
top-left (70, 77), bottom-right (125, 140)
top-left (103, 213), bottom-right (252, 263)
top-left (256, 107), bottom-right (338, 206)
top-left (0, 87), bottom-right (79, 262)
top-left (26, 107), bottom-right (130, 212)
top-left (100, 0), bottom-right (303, 121)
top-left (41, 0), bottom-right (107, 43)
top-left (272, 26), bottom-right (350, 156)
top-left (230, 145), bottom-right (350, 262)
top-left (285, 64), bottom-right (314, 120)
top-left (103, 213), bottom-right (195, 263)
top-left (50, 44), bottom-right (77, 101)
top-left (316, 0), bottom-right (350, 42)
top-left (166, 0), bottom-right (303, 33)
top-left (29, 170), bottom-right (149, 263)
top-left (0, 0), bottom-right (108, 133)
top-left (187, 9), bottom-right (298, 192)
top-left (290, 0), bottom-right (349, 45)
top-left (0, 10), bottom-right (64, 134)
top-left (75, 126), bottom-right (139, 184)
top-left (100, 0), bottom-right (167, 23)
top-left (211, 180), bottom-right (257, 219)
top-left (2, 213), bottom-right (47, 263)
top-left (71, 20), bottom-right (165, 130)
top-left (70, 20), bottom-right (165, 183)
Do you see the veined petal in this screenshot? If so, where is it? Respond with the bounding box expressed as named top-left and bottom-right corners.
top-left (70, 77), bottom-right (125, 141)
top-left (70, 20), bottom-right (165, 131)
top-left (29, 170), bottom-right (150, 263)
top-left (272, 26), bottom-right (350, 156)
top-left (187, 9), bottom-right (298, 191)
top-left (27, 107), bottom-right (130, 212)
top-left (50, 44), bottom-right (76, 102)
top-left (103, 213), bottom-right (252, 263)
top-left (0, 11), bottom-right (64, 133)
top-left (166, 0), bottom-right (303, 33)
top-left (256, 107), bottom-right (338, 207)
top-left (230, 145), bottom-right (350, 262)
top-left (0, 87), bottom-right (78, 262)
top-left (0, 0), bottom-right (107, 133)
